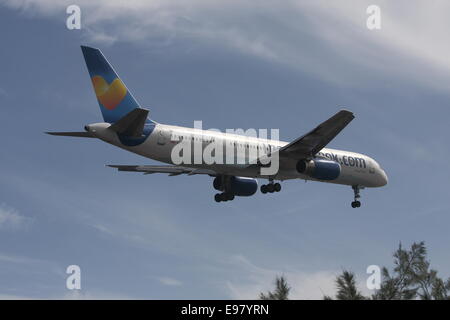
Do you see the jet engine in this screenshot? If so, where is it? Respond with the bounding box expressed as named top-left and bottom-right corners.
top-left (296, 159), bottom-right (341, 180)
top-left (213, 176), bottom-right (258, 196)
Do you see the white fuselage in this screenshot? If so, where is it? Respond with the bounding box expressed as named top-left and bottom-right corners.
top-left (88, 122), bottom-right (388, 188)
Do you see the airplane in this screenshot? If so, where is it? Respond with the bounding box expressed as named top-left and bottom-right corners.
top-left (47, 46), bottom-right (388, 208)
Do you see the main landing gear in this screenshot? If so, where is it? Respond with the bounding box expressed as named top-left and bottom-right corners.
top-left (351, 185), bottom-right (362, 208)
top-left (260, 181), bottom-right (281, 194)
top-left (214, 192), bottom-right (235, 202)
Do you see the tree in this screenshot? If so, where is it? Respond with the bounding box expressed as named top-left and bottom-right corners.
top-left (334, 270), bottom-right (365, 300)
top-left (372, 241), bottom-right (450, 300)
top-left (259, 276), bottom-right (290, 300)
top-left (430, 277), bottom-right (450, 300)
top-left (263, 242), bottom-right (450, 300)
top-left (371, 242), bottom-right (424, 299)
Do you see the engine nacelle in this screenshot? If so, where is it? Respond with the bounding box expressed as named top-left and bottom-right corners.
top-left (213, 176), bottom-right (258, 196)
top-left (296, 159), bottom-right (341, 180)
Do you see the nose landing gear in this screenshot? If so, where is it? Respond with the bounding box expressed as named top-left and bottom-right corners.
top-left (351, 185), bottom-right (362, 208)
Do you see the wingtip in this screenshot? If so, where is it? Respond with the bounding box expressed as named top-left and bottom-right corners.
top-left (339, 109), bottom-right (355, 118)
top-left (80, 45), bottom-right (101, 52)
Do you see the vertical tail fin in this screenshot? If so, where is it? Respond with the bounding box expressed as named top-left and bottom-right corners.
top-left (81, 46), bottom-right (152, 124)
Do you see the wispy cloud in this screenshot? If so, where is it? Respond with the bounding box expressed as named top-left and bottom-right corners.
top-left (4, 170), bottom-right (229, 262)
top-left (0, 251), bottom-right (134, 299)
top-left (0, 294), bottom-right (33, 300)
top-left (0, 253), bottom-right (39, 264)
top-left (157, 276), bottom-right (183, 287)
top-left (61, 290), bottom-right (135, 300)
top-left (4, 0), bottom-right (450, 90)
top-left (0, 203), bottom-right (31, 230)
top-left (225, 254), bottom-right (371, 300)
top-left (0, 252), bottom-right (63, 275)
top-left (0, 289), bottom-right (135, 300)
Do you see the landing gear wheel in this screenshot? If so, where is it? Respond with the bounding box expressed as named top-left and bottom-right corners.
top-left (219, 193), bottom-right (228, 202)
top-left (261, 182), bottom-right (281, 194)
top-left (351, 201), bottom-right (361, 208)
top-left (261, 185), bottom-right (268, 194)
top-left (225, 193), bottom-right (235, 201)
top-left (274, 183), bottom-right (281, 192)
top-left (215, 192), bottom-right (235, 202)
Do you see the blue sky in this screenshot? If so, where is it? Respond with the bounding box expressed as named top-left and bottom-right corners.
top-left (0, 0), bottom-right (449, 299)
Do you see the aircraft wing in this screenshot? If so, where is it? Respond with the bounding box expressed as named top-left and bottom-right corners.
top-left (277, 110), bottom-right (354, 160)
top-left (107, 165), bottom-right (217, 176)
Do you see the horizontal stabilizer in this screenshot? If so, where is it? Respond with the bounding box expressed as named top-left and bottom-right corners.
top-left (109, 108), bottom-right (149, 137)
top-left (46, 131), bottom-right (94, 138)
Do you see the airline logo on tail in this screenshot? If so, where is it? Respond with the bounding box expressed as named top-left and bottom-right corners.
top-left (91, 75), bottom-right (127, 110)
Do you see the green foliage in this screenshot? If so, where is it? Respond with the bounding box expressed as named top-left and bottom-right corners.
top-left (430, 277), bottom-right (450, 300)
top-left (261, 242), bottom-right (450, 300)
top-left (259, 276), bottom-right (290, 300)
top-left (372, 241), bottom-right (450, 300)
top-left (335, 270), bottom-right (366, 300)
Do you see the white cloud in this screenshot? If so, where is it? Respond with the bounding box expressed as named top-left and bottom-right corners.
top-left (4, 0), bottom-right (450, 90)
top-left (5, 0), bottom-right (450, 90)
top-left (0, 204), bottom-right (30, 230)
top-left (84, 27), bottom-right (118, 46)
top-left (225, 254), bottom-right (371, 300)
top-left (0, 251), bottom-right (133, 299)
top-left (157, 276), bottom-right (183, 287)
top-left (0, 252), bottom-right (64, 277)
top-left (0, 290), bottom-right (134, 300)
top-left (4, 169), bottom-right (217, 261)
top-left (61, 290), bottom-right (135, 300)
top-left (0, 254), bottom-right (37, 264)
top-left (0, 294), bottom-right (33, 300)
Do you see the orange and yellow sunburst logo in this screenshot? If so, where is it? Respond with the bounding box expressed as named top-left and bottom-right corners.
top-left (91, 75), bottom-right (127, 110)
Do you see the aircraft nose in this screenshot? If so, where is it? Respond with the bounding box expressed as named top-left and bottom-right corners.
top-left (380, 169), bottom-right (388, 186)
